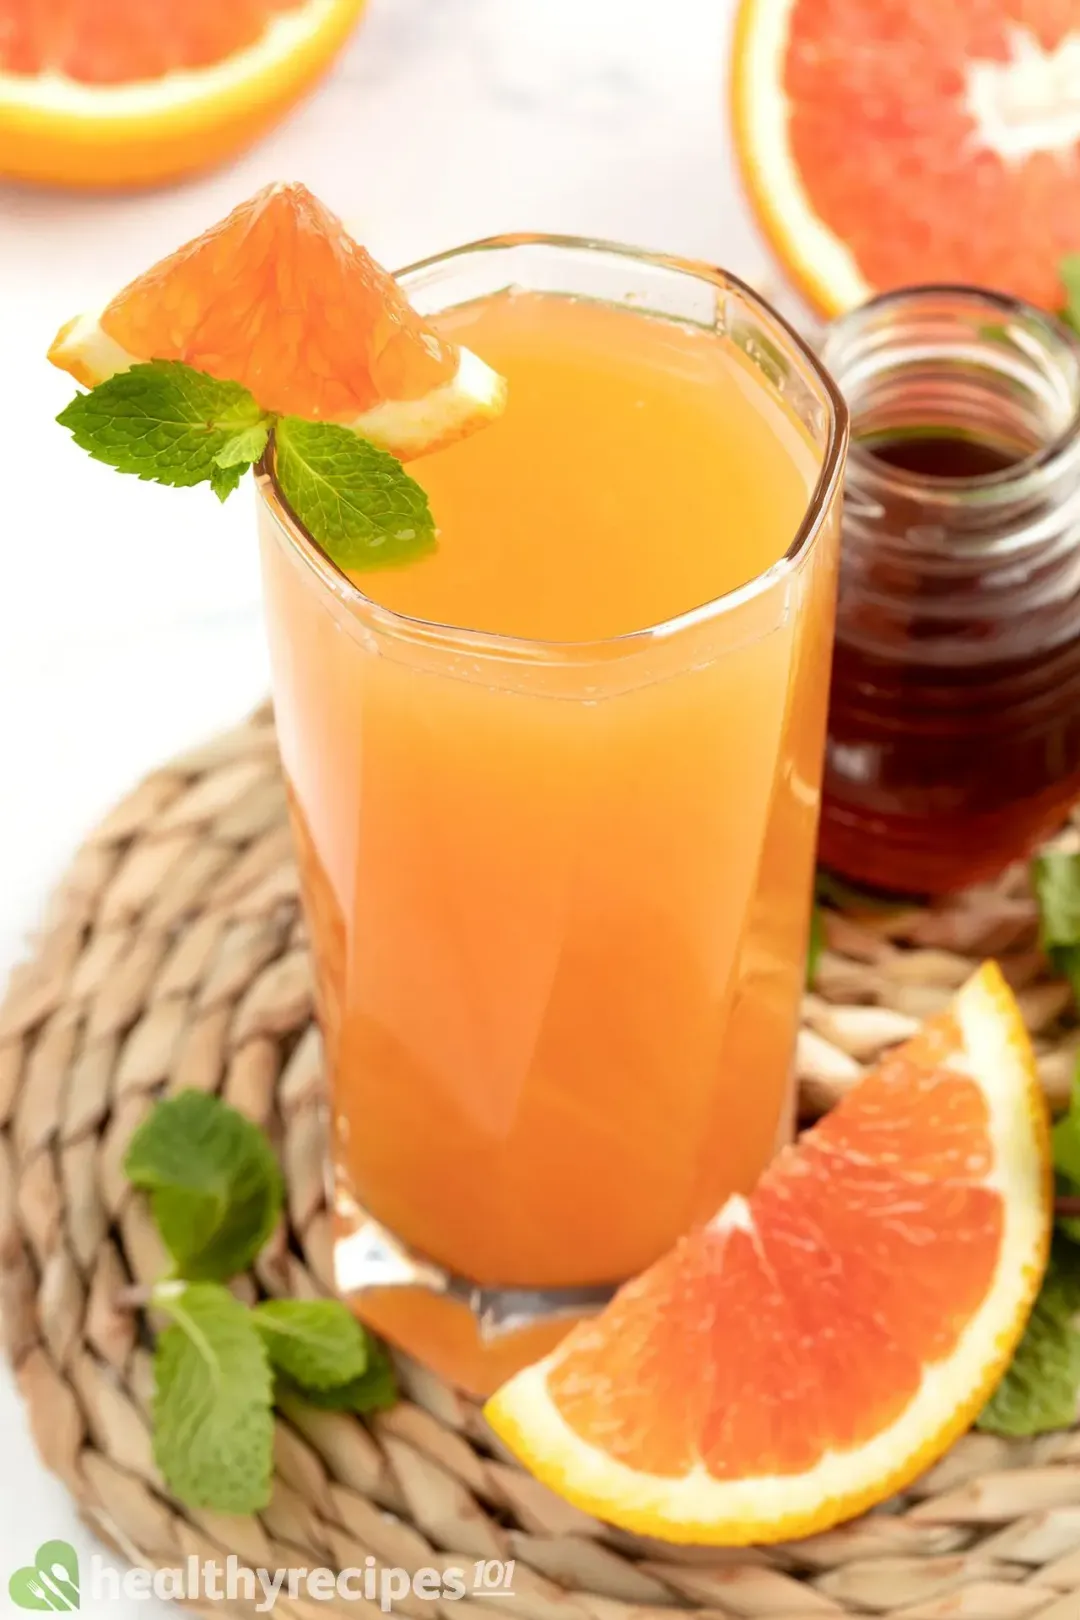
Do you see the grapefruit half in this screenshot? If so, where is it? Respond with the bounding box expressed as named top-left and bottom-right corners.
top-left (732, 0), bottom-right (1080, 314)
top-left (486, 963), bottom-right (1051, 1545)
top-left (48, 182), bottom-right (506, 459)
top-left (0, 0), bottom-right (366, 190)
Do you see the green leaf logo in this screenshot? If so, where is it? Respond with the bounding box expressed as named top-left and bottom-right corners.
top-left (8, 1541), bottom-right (81, 1611)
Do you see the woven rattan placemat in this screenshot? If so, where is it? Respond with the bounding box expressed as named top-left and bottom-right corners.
top-left (3, 705), bottom-right (1080, 1620)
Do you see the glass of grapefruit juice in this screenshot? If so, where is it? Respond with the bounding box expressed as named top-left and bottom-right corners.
top-left (257, 237), bottom-right (848, 1395)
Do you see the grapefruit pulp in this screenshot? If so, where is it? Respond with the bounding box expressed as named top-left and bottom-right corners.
top-left (48, 182), bottom-right (506, 459)
top-left (486, 963), bottom-right (1052, 1544)
top-left (732, 0), bottom-right (1080, 314)
top-left (0, 0), bottom-right (367, 190)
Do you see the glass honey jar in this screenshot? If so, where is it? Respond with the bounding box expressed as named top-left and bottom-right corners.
top-left (818, 285), bottom-right (1080, 896)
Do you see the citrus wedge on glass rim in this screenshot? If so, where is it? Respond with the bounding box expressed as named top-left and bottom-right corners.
top-left (485, 963), bottom-right (1052, 1545)
top-left (731, 0), bottom-right (1080, 315)
top-left (0, 0), bottom-right (367, 191)
top-left (47, 181), bottom-right (506, 460)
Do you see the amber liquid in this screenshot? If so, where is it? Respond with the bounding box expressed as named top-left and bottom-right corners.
top-left (820, 430), bottom-right (1080, 895)
top-left (866, 431), bottom-right (1021, 479)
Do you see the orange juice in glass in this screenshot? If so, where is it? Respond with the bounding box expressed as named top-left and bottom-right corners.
top-left (257, 237), bottom-right (847, 1395)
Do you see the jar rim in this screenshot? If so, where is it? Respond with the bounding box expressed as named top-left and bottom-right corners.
top-left (824, 282), bottom-right (1080, 502)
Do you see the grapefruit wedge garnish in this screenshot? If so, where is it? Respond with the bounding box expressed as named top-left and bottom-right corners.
top-left (0, 0), bottom-right (367, 191)
top-left (486, 964), bottom-right (1051, 1545)
top-left (48, 182), bottom-right (506, 460)
top-left (732, 0), bottom-right (1080, 314)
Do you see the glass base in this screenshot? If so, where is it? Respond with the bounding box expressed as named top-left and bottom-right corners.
top-left (333, 1192), bottom-right (615, 1394)
top-left (335, 1201), bottom-right (614, 1337)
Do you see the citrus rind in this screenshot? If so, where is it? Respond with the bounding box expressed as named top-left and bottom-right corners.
top-left (486, 965), bottom-right (1052, 1545)
top-left (48, 310), bottom-right (507, 463)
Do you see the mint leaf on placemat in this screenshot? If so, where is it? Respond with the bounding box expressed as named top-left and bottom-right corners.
top-left (124, 1090), bottom-right (283, 1281)
top-left (153, 1281), bottom-right (274, 1513)
top-left (807, 903), bottom-right (825, 989)
top-left (252, 1298), bottom-right (371, 1391)
top-left (274, 415), bottom-right (436, 571)
top-left (57, 361), bottom-right (271, 496)
top-left (278, 1337), bottom-right (398, 1416)
top-left (1031, 850), bottom-right (1080, 1002)
top-left (979, 1243), bottom-right (1080, 1437)
top-left (1054, 1067), bottom-right (1080, 1188)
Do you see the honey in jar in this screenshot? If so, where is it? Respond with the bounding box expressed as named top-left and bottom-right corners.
top-left (819, 287), bottom-right (1080, 896)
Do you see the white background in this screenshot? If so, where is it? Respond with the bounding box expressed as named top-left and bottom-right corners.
top-left (0, 0), bottom-right (780, 1605)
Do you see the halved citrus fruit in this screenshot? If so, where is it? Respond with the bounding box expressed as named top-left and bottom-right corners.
top-left (48, 182), bottom-right (506, 458)
top-left (732, 0), bottom-right (1080, 315)
top-left (486, 963), bottom-right (1051, 1545)
top-left (0, 0), bottom-right (367, 190)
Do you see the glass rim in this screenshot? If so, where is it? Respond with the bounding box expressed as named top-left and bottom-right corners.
top-left (258, 231), bottom-right (848, 664)
top-left (824, 281), bottom-right (1080, 497)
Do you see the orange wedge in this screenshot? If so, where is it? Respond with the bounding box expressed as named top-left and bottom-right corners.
top-left (48, 182), bottom-right (506, 459)
top-left (0, 0), bottom-right (367, 191)
top-left (486, 963), bottom-right (1051, 1545)
top-left (732, 0), bottom-right (1080, 315)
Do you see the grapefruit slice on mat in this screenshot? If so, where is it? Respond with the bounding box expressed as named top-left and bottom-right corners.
top-left (48, 182), bottom-right (506, 459)
top-left (732, 0), bottom-right (1080, 315)
top-left (486, 963), bottom-right (1051, 1545)
top-left (0, 0), bottom-right (367, 191)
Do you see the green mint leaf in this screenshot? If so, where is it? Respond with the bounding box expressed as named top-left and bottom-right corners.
top-left (807, 903), bottom-right (825, 988)
top-left (1061, 256), bottom-right (1080, 335)
top-left (208, 420), bottom-right (271, 501)
top-left (278, 1338), bottom-right (397, 1415)
top-left (57, 360), bottom-right (271, 495)
top-left (1051, 1061), bottom-right (1080, 1240)
top-left (1054, 1088), bottom-right (1080, 1191)
top-left (152, 1281), bottom-right (274, 1513)
top-left (978, 1243), bottom-right (1080, 1436)
top-left (274, 416), bottom-right (436, 572)
top-left (210, 461), bottom-right (246, 502)
top-left (214, 419), bottom-right (271, 470)
top-left (252, 1298), bottom-right (369, 1391)
top-left (1032, 850), bottom-right (1080, 947)
top-left (1031, 851), bottom-right (1080, 1003)
top-left (1049, 1057), bottom-right (1080, 1241)
top-left (124, 1090), bottom-right (283, 1281)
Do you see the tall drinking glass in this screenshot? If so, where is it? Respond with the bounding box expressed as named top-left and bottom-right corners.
top-left (256, 237), bottom-right (847, 1395)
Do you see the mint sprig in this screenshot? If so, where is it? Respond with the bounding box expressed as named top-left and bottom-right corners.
top-left (1031, 850), bottom-right (1080, 1004)
top-left (121, 1089), bottom-right (396, 1513)
top-left (277, 1338), bottom-right (398, 1415)
top-left (124, 1089), bottom-right (283, 1281)
top-left (979, 847), bottom-right (1080, 1437)
top-left (807, 902), bottom-right (824, 989)
top-left (57, 363), bottom-right (272, 500)
top-left (979, 1243), bottom-right (1080, 1436)
top-left (252, 1298), bottom-right (371, 1390)
top-left (57, 359), bottom-right (435, 571)
top-left (275, 416), bottom-right (435, 571)
top-left (153, 1281), bottom-right (275, 1513)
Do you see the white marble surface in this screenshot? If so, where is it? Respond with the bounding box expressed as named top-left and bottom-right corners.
top-left (0, 0), bottom-right (779, 1604)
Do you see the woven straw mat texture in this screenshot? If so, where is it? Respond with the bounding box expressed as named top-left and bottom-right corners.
top-left (3, 703), bottom-right (1080, 1620)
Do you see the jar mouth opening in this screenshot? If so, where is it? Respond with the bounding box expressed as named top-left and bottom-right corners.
top-left (824, 283), bottom-right (1080, 503)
